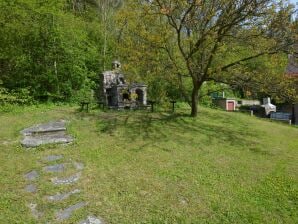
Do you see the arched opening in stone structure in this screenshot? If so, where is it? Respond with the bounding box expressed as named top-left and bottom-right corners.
top-left (106, 88), bottom-right (113, 106)
top-left (122, 92), bottom-right (130, 101)
top-left (136, 89), bottom-right (144, 105)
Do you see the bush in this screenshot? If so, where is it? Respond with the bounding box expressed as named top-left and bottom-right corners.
top-left (0, 88), bottom-right (35, 105)
top-left (71, 79), bottom-right (96, 103)
top-left (199, 95), bottom-right (213, 107)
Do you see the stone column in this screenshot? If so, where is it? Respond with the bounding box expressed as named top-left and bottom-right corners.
top-left (143, 87), bottom-right (147, 105)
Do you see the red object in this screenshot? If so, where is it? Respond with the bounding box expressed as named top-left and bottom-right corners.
top-left (227, 101), bottom-right (235, 111)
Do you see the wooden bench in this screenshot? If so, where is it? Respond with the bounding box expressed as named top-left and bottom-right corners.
top-left (147, 100), bottom-right (156, 112)
top-left (80, 102), bottom-right (90, 112)
top-left (170, 100), bottom-right (177, 113)
top-left (270, 112), bottom-right (292, 124)
top-left (97, 101), bottom-right (105, 109)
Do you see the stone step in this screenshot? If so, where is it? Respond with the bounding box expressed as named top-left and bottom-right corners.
top-left (43, 164), bottom-right (65, 173)
top-left (73, 162), bottom-right (84, 171)
top-left (46, 189), bottom-right (81, 202)
top-left (21, 121), bottom-right (67, 135)
top-left (51, 172), bottom-right (81, 185)
top-left (21, 133), bottom-right (73, 148)
top-left (21, 121), bottom-right (73, 148)
top-left (24, 170), bottom-right (39, 181)
top-left (43, 162), bottom-right (84, 173)
top-left (43, 155), bottom-right (64, 162)
top-left (25, 184), bottom-right (37, 193)
top-left (79, 216), bottom-right (106, 224)
top-left (27, 203), bottom-right (43, 219)
top-left (56, 202), bottom-right (87, 221)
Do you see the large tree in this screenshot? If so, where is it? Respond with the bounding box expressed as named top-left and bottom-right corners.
top-left (118, 0), bottom-right (296, 116)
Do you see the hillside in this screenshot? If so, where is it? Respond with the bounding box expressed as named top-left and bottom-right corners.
top-left (0, 105), bottom-right (297, 223)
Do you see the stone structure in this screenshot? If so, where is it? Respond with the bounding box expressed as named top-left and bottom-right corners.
top-left (20, 120), bottom-right (73, 148)
top-left (100, 61), bottom-right (147, 109)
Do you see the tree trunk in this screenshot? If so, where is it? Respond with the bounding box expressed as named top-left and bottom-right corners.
top-left (191, 82), bottom-right (200, 117)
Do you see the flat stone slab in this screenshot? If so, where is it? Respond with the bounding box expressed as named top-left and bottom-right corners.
top-left (79, 216), bottom-right (105, 224)
top-left (43, 164), bottom-right (65, 173)
top-left (43, 155), bottom-right (63, 162)
top-left (25, 184), bottom-right (37, 193)
top-left (21, 121), bottom-right (67, 135)
top-left (46, 189), bottom-right (80, 202)
top-left (56, 202), bottom-right (87, 221)
top-left (73, 162), bottom-right (84, 171)
top-left (27, 203), bottom-right (43, 219)
top-left (21, 133), bottom-right (73, 148)
top-left (20, 121), bottom-right (73, 148)
top-left (51, 172), bottom-right (81, 185)
top-left (24, 170), bottom-right (39, 181)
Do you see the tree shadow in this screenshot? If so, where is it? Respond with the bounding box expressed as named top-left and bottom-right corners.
top-left (89, 110), bottom-right (267, 154)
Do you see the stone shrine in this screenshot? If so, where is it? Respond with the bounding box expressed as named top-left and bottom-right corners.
top-left (100, 61), bottom-right (147, 109)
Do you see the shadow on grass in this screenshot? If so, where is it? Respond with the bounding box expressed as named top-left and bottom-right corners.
top-left (71, 109), bottom-right (268, 154)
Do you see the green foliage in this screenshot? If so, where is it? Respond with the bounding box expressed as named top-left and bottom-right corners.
top-left (198, 82), bottom-right (237, 107)
top-left (0, 0), bottom-right (111, 102)
top-left (224, 53), bottom-right (297, 103)
top-left (71, 78), bottom-right (96, 103)
top-left (0, 0), bottom-right (296, 110)
top-left (0, 87), bottom-right (35, 112)
top-left (0, 87), bottom-right (35, 105)
top-left (117, 0), bottom-right (297, 116)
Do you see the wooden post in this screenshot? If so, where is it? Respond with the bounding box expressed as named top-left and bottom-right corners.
top-left (148, 100), bottom-right (156, 112)
top-left (170, 101), bottom-right (176, 113)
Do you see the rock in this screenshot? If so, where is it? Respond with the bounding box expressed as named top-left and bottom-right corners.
top-left (44, 155), bottom-right (63, 162)
top-left (79, 216), bottom-right (105, 224)
top-left (24, 170), bottom-right (39, 181)
top-left (43, 164), bottom-right (65, 173)
top-left (73, 162), bottom-right (84, 171)
top-left (21, 133), bottom-right (73, 148)
top-left (27, 203), bottom-right (43, 219)
top-left (21, 121), bottom-right (67, 135)
top-left (46, 189), bottom-right (81, 202)
top-left (56, 202), bottom-right (87, 221)
top-left (20, 121), bottom-right (73, 148)
top-left (25, 184), bottom-right (37, 193)
top-left (179, 199), bottom-right (188, 206)
top-left (51, 172), bottom-right (81, 185)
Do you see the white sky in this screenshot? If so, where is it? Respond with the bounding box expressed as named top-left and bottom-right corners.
top-left (289, 0), bottom-right (297, 7)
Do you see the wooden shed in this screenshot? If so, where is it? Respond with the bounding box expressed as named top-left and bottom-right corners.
top-left (212, 98), bottom-right (236, 111)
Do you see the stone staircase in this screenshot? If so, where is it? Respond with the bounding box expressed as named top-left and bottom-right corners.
top-left (21, 121), bottom-right (73, 148)
top-left (22, 121), bottom-right (105, 223)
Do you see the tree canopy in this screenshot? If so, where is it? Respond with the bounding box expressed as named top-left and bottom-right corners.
top-left (0, 0), bottom-right (297, 116)
top-left (116, 0), bottom-right (297, 116)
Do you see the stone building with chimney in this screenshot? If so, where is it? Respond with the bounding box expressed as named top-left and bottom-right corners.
top-left (99, 61), bottom-right (147, 109)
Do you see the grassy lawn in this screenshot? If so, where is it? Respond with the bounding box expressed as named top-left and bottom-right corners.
top-left (0, 104), bottom-right (297, 223)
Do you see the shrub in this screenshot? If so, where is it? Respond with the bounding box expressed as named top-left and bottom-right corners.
top-left (71, 79), bottom-right (96, 103)
top-left (0, 88), bottom-right (35, 105)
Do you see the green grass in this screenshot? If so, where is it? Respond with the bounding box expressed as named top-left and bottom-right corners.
top-left (0, 104), bottom-right (297, 223)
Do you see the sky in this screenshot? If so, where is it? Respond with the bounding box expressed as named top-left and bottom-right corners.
top-left (288, 0), bottom-right (297, 17)
top-left (289, 0), bottom-right (297, 7)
